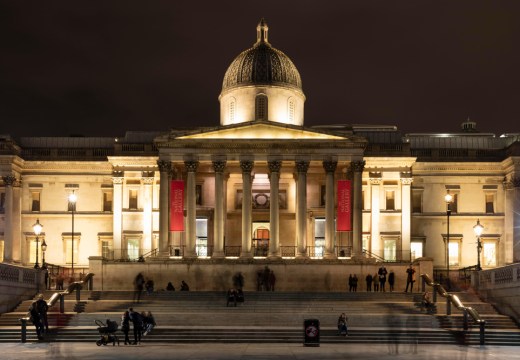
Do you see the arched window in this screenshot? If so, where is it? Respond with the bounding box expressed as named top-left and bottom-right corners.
top-left (255, 94), bottom-right (268, 121)
top-left (288, 97), bottom-right (295, 122)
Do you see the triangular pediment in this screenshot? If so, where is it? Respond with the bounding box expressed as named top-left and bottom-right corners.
top-left (176, 122), bottom-right (345, 140)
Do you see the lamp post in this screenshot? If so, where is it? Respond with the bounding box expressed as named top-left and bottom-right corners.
top-left (41, 238), bottom-right (47, 267)
top-left (68, 190), bottom-right (77, 274)
top-left (444, 191), bottom-right (453, 288)
top-left (32, 219), bottom-right (43, 269)
top-left (473, 219), bottom-right (484, 271)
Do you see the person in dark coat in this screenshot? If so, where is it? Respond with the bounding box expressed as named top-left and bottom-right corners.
top-left (366, 273), bottom-right (373, 292)
top-left (128, 307), bottom-right (143, 345)
top-left (121, 310), bottom-right (131, 345)
top-left (378, 266), bottom-right (388, 292)
top-left (352, 274), bottom-right (358, 292)
top-left (180, 280), bottom-right (190, 291)
top-left (269, 270), bottom-right (276, 291)
top-left (373, 273), bottom-right (380, 292)
top-left (35, 294), bottom-right (49, 332)
top-left (348, 274), bottom-right (353, 292)
top-left (388, 271), bottom-right (395, 292)
top-left (28, 301), bottom-right (44, 340)
top-left (134, 273), bottom-right (145, 303)
top-left (166, 282), bottom-right (175, 291)
top-left (405, 264), bottom-right (416, 293)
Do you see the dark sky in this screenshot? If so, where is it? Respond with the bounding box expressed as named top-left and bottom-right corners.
top-left (1, 0), bottom-right (519, 139)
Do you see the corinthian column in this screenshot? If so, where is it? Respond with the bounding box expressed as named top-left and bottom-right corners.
top-left (184, 160), bottom-right (199, 258)
top-left (295, 161), bottom-right (309, 258)
top-left (401, 175), bottom-right (413, 261)
top-left (142, 172), bottom-right (154, 254)
top-left (370, 174), bottom-right (382, 258)
top-left (2, 175), bottom-right (16, 262)
top-left (157, 161), bottom-right (171, 256)
top-left (112, 171), bottom-right (124, 260)
top-left (212, 160), bottom-right (226, 258)
top-left (352, 160), bottom-right (365, 256)
top-left (268, 160), bottom-right (282, 259)
top-left (323, 160), bottom-right (337, 259)
top-left (240, 160), bottom-right (254, 258)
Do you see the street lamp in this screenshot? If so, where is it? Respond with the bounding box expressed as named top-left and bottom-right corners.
top-left (473, 219), bottom-right (484, 271)
top-left (41, 238), bottom-right (47, 267)
top-left (32, 219), bottom-right (43, 269)
top-left (444, 191), bottom-right (453, 288)
top-left (68, 190), bottom-right (77, 274)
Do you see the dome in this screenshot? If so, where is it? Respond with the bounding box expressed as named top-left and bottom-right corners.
top-left (222, 19), bottom-right (302, 92)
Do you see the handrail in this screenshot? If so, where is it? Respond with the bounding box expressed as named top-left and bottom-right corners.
top-left (362, 249), bottom-right (385, 262)
top-left (421, 273), bottom-right (486, 345)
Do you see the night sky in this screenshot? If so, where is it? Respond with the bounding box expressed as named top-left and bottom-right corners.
top-left (1, 1), bottom-right (519, 139)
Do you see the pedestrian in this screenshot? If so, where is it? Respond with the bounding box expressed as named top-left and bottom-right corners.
top-left (373, 273), bottom-right (379, 292)
top-left (145, 279), bottom-right (154, 295)
top-left (56, 273), bottom-right (64, 290)
top-left (28, 300), bottom-right (44, 340)
top-left (121, 310), bottom-right (131, 345)
top-left (227, 288), bottom-right (237, 307)
top-left (233, 272), bottom-right (244, 290)
top-left (366, 273), bottom-right (373, 292)
top-left (405, 264), bottom-right (416, 293)
top-left (263, 266), bottom-right (271, 291)
top-left (348, 274), bottom-right (353, 292)
top-left (180, 280), bottom-right (190, 291)
top-left (388, 271), bottom-right (395, 292)
top-left (134, 273), bottom-right (145, 303)
top-left (128, 307), bottom-right (143, 345)
top-left (378, 266), bottom-right (388, 292)
top-left (269, 270), bottom-right (276, 291)
top-left (352, 274), bottom-right (358, 292)
top-left (166, 282), bottom-right (175, 291)
top-left (35, 293), bottom-right (49, 332)
top-left (256, 270), bottom-right (263, 291)
top-left (143, 311), bottom-right (156, 335)
top-left (337, 312), bottom-right (349, 336)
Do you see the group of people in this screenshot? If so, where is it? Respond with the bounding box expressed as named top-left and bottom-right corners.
top-left (351, 265), bottom-right (417, 293)
top-left (165, 280), bottom-right (190, 291)
top-left (256, 266), bottom-right (276, 291)
top-left (28, 294), bottom-right (49, 340)
top-left (121, 307), bottom-right (156, 345)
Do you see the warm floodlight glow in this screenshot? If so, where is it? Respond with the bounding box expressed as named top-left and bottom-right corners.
top-left (473, 219), bottom-right (484, 236)
top-left (33, 219), bottom-right (43, 235)
top-left (68, 191), bottom-right (77, 203)
top-left (444, 192), bottom-right (453, 204)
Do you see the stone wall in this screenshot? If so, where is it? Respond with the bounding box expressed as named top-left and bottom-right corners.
top-left (89, 256), bottom-right (433, 292)
top-left (0, 263), bottom-right (42, 314)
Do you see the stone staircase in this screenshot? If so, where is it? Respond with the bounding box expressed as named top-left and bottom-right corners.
top-left (0, 290), bottom-right (519, 345)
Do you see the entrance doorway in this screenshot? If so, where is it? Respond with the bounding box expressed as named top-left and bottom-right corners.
top-left (252, 222), bottom-right (270, 257)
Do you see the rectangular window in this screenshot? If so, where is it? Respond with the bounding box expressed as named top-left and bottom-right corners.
top-left (385, 190), bottom-right (395, 210)
top-left (314, 218), bottom-right (325, 258)
top-left (411, 242), bottom-right (423, 261)
top-left (483, 242), bottom-right (496, 267)
top-left (101, 240), bottom-right (112, 259)
top-left (0, 192), bottom-right (5, 212)
top-left (384, 239), bottom-right (397, 261)
top-left (65, 238), bottom-right (79, 265)
top-left (127, 238), bottom-right (139, 260)
top-left (412, 191), bottom-right (422, 213)
top-left (31, 191), bottom-right (41, 212)
top-left (448, 242), bottom-right (459, 266)
top-left (196, 218), bottom-right (208, 257)
top-left (103, 191), bottom-right (113, 212)
top-left (450, 194), bottom-right (458, 213)
top-left (129, 189), bottom-right (138, 210)
top-left (485, 193), bottom-right (494, 214)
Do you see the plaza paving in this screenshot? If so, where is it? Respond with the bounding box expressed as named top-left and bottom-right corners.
top-left (0, 342), bottom-right (518, 360)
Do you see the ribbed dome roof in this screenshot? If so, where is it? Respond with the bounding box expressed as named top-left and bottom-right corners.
top-left (222, 19), bottom-right (302, 92)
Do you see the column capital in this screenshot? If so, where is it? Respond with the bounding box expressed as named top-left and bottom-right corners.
top-left (157, 160), bottom-right (171, 173)
top-left (369, 178), bottom-right (382, 185)
top-left (212, 160), bottom-right (227, 173)
top-left (295, 160), bottom-right (310, 173)
top-left (2, 174), bottom-right (16, 186)
top-left (400, 177), bottom-right (413, 185)
top-left (240, 160), bottom-right (254, 174)
top-left (268, 160), bottom-right (282, 173)
top-left (184, 160), bottom-right (199, 173)
top-left (351, 160), bottom-right (366, 173)
top-left (112, 170), bottom-right (124, 184)
top-left (322, 160), bottom-right (337, 173)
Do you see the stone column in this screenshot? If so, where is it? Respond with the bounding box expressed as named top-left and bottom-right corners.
top-left (184, 160), bottom-right (199, 258)
top-left (268, 160), bottom-right (282, 259)
top-left (370, 173), bottom-right (382, 258)
top-left (142, 172), bottom-right (154, 254)
top-left (352, 160), bottom-right (365, 256)
top-left (2, 175), bottom-right (16, 262)
top-left (157, 160), bottom-right (171, 256)
top-left (507, 176), bottom-right (520, 263)
top-left (295, 161), bottom-right (309, 258)
top-left (400, 174), bottom-right (413, 262)
top-left (323, 160), bottom-right (337, 259)
top-left (212, 160), bottom-right (227, 258)
top-left (240, 160), bottom-right (254, 258)
top-left (112, 171), bottom-right (124, 260)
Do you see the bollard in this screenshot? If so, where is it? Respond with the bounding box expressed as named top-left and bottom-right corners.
top-left (446, 296), bottom-right (451, 315)
top-left (60, 294), bottom-right (65, 313)
top-left (432, 285), bottom-right (437, 303)
top-left (463, 310), bottom-right (468, 330)
top-left (20, 318), bottom-right (27, 343)
top-left (75, 284), bottom-right (81, 303)
top-left (479, 321), bottom-right (486, 345)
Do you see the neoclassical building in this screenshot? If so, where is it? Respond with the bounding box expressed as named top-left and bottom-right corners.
top-left (1, 20), bottom-right (520, 279)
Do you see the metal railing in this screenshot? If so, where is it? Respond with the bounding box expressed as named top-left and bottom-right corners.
top-left (19, 272), bottom-right (95, 343)
top-left (421, 273), bottom-right (486, 345)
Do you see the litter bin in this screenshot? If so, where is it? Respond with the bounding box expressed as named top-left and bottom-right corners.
top-left (303, 319), bottom-right (320, 346)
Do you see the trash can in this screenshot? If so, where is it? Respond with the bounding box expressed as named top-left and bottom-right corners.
top-left (303, 319), bottom-right (320, 346)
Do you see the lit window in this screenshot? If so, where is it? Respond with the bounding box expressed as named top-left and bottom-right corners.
top-left (483, 242), bottom-right (496, 267)
top-left (385, 190), bottom-right (395, 210)
top-left (255, 94), bottom-right (268, 121)
top-left (196, 218), bottom-right (208, 257)
top-left (314, 218), bottom-right (325, 258)
top-left (64, 236), bottom-right (79, 265)
top-left (411, 242), bottom-right (423, 260)
top-left (485, 193), bottom-right (495, 214)
top-left (129, 190), bottom-right (138, 210)
top-left (103, 191), bottom-right (113, 212)
top-left (448, 242), bottom-right (459, 266)
top-left (31, 192), bottom-right (41, 212)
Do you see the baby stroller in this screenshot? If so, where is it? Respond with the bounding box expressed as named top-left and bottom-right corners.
top-left (95, 319), bottom-right (120, 346)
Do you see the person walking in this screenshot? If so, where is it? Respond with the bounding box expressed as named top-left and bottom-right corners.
top-left (134, 273), bottom-right (145, 303)
top-left (405, 264), bottom-right (416, 293)
top-left (128, 307), bottom-right (143, 345)
top-left (35, 294), bottom-right (49, 332)
top-left (378, 266), bottom-right (388, 292)
top-left (348, 274), bottom-right (353, 292)
top-left (365, 273), bottom-right (373, 292)
top-left (121, 310), bottom-right (131, 345)
top-left (337, 312), bottom-right (349, 336)
top-left (352, 274), bottom-right (358, 292)
top-left (28, 300), bottom-right (44, 340)
top-left (373, 273), bottom-right (379, 292)
top-left (388, 271), bottom-right (395, 292)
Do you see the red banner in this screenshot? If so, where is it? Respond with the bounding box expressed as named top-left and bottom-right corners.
top-left (170, 180), bottom-right (184, 231)
top-left (337, 180), bottom-right (351, 231)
